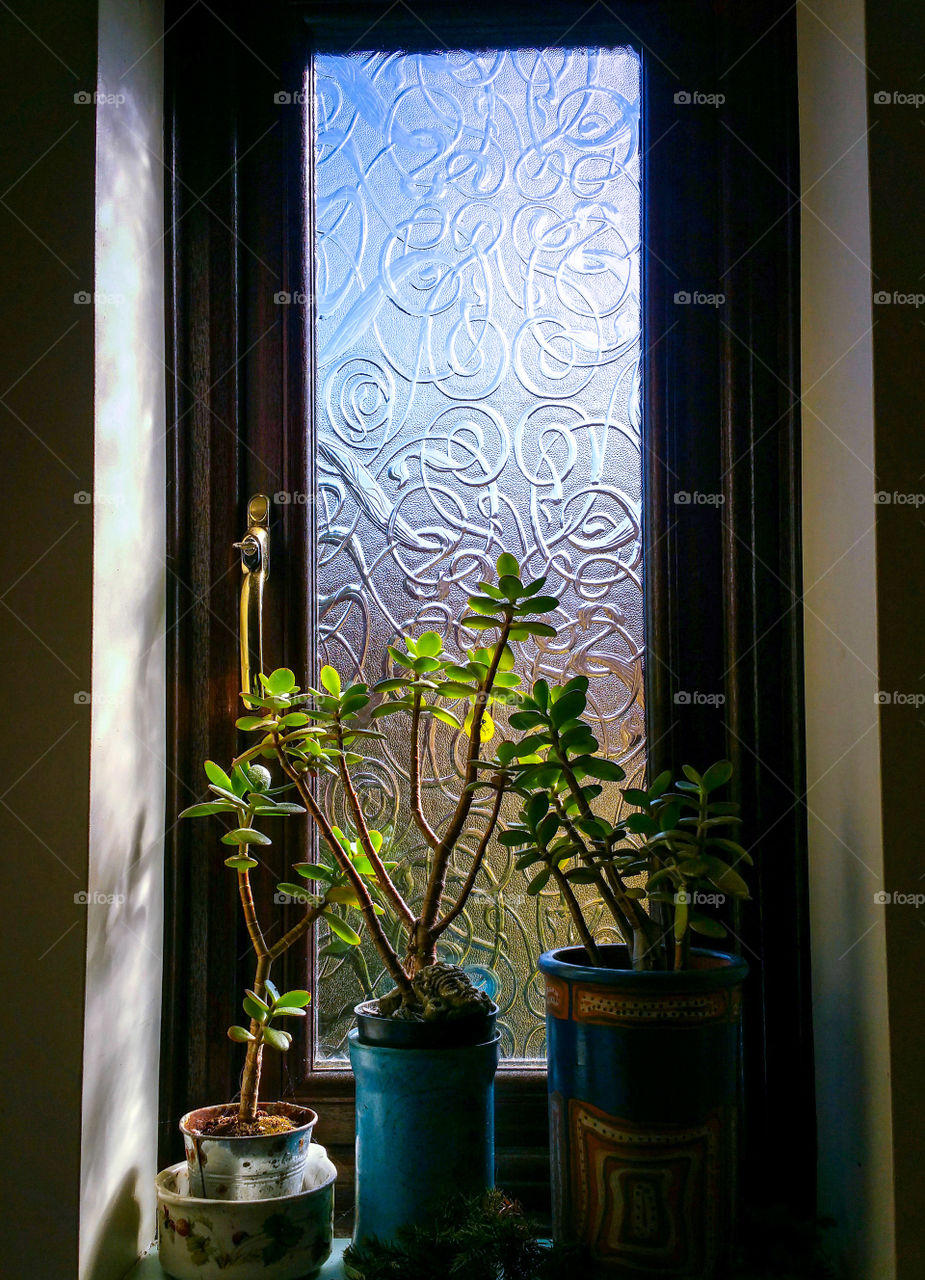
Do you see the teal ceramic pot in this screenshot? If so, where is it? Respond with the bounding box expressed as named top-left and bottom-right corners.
top-left (348, 1023), bottom-right (500, 1243)
top-left (539, 945), bottom-right (748, 1279)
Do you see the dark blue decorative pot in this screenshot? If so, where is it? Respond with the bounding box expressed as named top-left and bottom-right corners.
top-left (539, 945), bottom-right (748, 1279)
top-left (348, 1024), bottom-right (500, 1243)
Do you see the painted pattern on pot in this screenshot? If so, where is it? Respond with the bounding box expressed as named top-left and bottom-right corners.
top-left (540, 946), bottom-right (747, 1279)
top-left (156, 1144), bottom-right (335, 1280)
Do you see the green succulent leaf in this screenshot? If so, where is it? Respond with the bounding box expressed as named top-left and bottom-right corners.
top-left (526, 867), bottom-right (551, 894)
top-left (221, 828), bottom-right (272, 846)
top-left (243, 994), bottom-right (268, 1023)
top-left (467, 595), bottom-right (504, 616)
top-left (274, 989), bottom-right (312, 1009)
top-left (496, 552), bottom-right (520, 578)
top-left (262, 668), bottom-right (297, 696)
top-left (371, 701), bottom-right (410, 720)
top-left (236, 715), bottom-right (275, 732)
top-left (690, 915), bottom-right (728, 938)
top-left (701, 760), bottom-right (733, 791)
top-left (515, 596), bottom-right (559, 615)
top-left (276, 882), bottom-right (315, 900)
top-left (565, 867), bottom-right (599, 885)
top-left (179, 801), bottom-right (238, 819)
top-left (509, 621), bottom-right (557, 640)
top-left (622, 788), bottom-right (649, 808)
top-left (323, 912), bottom-right (362, 945)
top-left (262, 1027), bottom-right (293, 1053)
top-left (204, 760), bottom-right (233, 791)
top-left (577, 756), bottom-right (626, 783)
top-left (550, 690), bottom-right (586, 726)
top-left (228, 1025), bottom-right (256, 1043)
top-left (373, 678), bottom-right (410, 694)
top-left (251, 802), bottom-right (305, 816)
top-left (224, 855), bottom-right (259, 871)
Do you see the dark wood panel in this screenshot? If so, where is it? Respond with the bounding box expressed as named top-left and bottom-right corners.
top-left (162, 0), bottom-right (811, 1217)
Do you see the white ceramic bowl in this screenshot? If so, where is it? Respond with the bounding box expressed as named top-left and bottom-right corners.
top-left (156, 1142), bottom-right (336, 1280)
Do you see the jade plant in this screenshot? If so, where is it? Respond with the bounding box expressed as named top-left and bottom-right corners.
top-left (179, 758), bottom-right (379, 1125)
top-left (226, 554), bottom-right (564, 1013)
top-left (499, 678), bottom-right (751, 970)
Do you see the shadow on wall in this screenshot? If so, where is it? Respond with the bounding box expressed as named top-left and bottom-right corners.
top-left (81, 1169), bottom-right (142, 1280)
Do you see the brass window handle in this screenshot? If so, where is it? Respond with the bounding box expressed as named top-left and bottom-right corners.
top-left (234, 494), bottom-right (270, 699)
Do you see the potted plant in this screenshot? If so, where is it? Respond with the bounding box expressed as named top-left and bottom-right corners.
top-left (226, 553), bottom-right (562, 1243)
top-left (154, 763), bottom-right (343, 1278)
top-left (501, 677), bottom-right (751, 1279)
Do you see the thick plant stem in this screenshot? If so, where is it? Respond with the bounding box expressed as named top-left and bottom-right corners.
top-left (408, 692), bottom-right (440, 852)
top-left (239, 953), bottom-right (271, 1124)
top-left (274, 740), bottom-right (414, 1000)
top-left (335, 734), bottom-right (415, 930)
top-left (553, 743), bottom-right (658, 963)
top-left (419, 619), bottom-right (512, 939)
top-left (433, 778), bottom-right (506, 939)
top-left (551, 864), bottom-right (602, 965)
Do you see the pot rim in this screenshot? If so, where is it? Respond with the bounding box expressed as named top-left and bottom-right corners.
top-left (539, 943), bottom-right (749, 988)
top-left (347, 1026), bottom-right (501, 1057)
top-left (156, 1155), bottom-right (336, 1207)
top-left (180, 1100), bottom-right (317, 1140)
top-left (353, 997), bottom-right (500, 1021)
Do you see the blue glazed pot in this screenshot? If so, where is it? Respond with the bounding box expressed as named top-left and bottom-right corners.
top-left (348, 1027), bottom-right (500, 1243)
top-left (539, 945), bottom-right (748, 1279)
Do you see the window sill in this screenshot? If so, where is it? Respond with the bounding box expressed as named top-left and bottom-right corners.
top-left (126, 1237), bottom-right (350, 1279)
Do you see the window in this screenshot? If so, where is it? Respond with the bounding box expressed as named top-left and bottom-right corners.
top-left (162, 0), bottom-right (811, 1216)
top-left (311, 45), bottom-right (645, 1064)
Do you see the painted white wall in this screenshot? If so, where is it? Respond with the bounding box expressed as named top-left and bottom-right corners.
top-left (79, 2), bottom-right (166, 1276)
top-left (798, 3), bottom-right (895, 1277)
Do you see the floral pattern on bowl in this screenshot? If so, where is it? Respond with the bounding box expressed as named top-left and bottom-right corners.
top-left (156, 1142), bottom-right (335, 1279)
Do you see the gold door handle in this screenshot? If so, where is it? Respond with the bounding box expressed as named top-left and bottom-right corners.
top-left (234, 494), bottom-right (270, 699)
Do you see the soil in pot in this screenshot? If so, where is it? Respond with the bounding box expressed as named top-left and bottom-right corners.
top-left (196, 1108), bottom-right (295, 1138)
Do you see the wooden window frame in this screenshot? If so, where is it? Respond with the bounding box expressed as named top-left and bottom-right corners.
top-left (160, 0), bottom-right (811, 1217)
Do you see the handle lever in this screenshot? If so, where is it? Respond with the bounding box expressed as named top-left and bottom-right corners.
top-left (235, 494), bottom-right (270, 700)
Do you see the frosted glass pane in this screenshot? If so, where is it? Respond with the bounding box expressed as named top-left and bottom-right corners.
top-left (310, 46), bottom-right (643, 1063)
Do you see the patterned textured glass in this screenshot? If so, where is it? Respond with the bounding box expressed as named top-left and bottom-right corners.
top-left (311, 46), bottom-right (643, 1063)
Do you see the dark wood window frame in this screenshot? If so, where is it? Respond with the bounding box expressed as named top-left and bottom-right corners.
top-left (161, 0), bottom-right (811, 1217)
